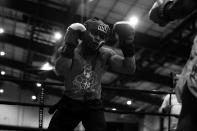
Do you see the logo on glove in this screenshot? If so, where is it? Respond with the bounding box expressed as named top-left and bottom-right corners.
top-left (98, 24), bottom-right (109, 34)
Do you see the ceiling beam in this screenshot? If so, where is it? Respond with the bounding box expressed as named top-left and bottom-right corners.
top-left (0, 57), bottom-right (61, 81)
top-left (0, 33), bottom-right (54, 56)
top-left (0, 0), bottom-right (85, 27)
top-left (0, 0), bottom-right (69, 25)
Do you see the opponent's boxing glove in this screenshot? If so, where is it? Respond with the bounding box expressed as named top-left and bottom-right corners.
top-left (149, 0), bottom-right (173, 26)
top-left (61, 23), bottom-right (86, 58)
top-left (113, 21), bottom-right (135, 57)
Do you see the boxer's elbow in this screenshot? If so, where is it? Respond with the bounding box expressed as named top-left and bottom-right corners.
top-left (169, 0), bottom-right (196, 19)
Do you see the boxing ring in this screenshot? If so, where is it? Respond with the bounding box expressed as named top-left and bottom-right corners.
top-left (0, 77), bottom-right (179, 131)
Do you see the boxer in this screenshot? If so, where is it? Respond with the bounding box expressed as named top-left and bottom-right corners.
top-left (47, 18), bottom-right (136, 131)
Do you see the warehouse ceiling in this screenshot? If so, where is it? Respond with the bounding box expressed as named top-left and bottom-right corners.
top-left (0, 0), bottom-right (197, 114)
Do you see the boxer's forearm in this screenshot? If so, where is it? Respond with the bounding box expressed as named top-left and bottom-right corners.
top-left (123, 57), bottom-right (136, 74)
top-left (167, 0), bottom-right (196, 20)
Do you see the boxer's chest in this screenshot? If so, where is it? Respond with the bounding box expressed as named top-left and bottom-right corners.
top-left (72, 51), bottom-right (105, 74)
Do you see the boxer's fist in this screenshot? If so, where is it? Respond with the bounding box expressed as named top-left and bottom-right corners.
top-left (61, 23), bottom-right (86, 58)
top-left (113, 21), bottom-right (135, 57)
top-left (149, 0), bottom-right (173, 26)
top-left (64, 23), bottom-right (86, 46)
top-left (113, 21), bottom-right (135, 41)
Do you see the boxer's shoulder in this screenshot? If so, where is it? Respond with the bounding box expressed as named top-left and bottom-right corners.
top-left (100, 46), bottom-right (116, 56)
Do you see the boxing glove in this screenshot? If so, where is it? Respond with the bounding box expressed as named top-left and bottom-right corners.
top-left (113, 21), bottom-right (135, 57)
top-left (61, 23), bottom-right (86, 58)
top-left (149, 0), bottom-right (173, 26)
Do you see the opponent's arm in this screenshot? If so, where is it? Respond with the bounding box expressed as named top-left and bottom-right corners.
top-left (108, 22), bottom-right (136, 75)
top-left (175, 35), bottom-right (197, 102)
top-left (167, 0), bottom-right (196, 19)
top-left (54, 23), bottom-right (86, 76)
top-left (149, 0), bottom-right (197, 26)
top-left (185, 35), bottom-right (197, 97)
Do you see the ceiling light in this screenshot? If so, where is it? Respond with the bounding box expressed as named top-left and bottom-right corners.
top-left (128, 16), bottom-right (139, 27)
top-left (0, 89), bottom-right (4, 93)
top-left (31, 95), bottom-right (37, 100)
top-left (1, 71), bottom-right (5, 75)
top-left (0, 28), bottom-right (4, 34)
top-left (112, 108), bottom-right (117, 111)
top-left (54, 32), bottom-right (62, 40)
top-left (126, 100), bottom-right (132, 105)
top-left (0, 51), bottom-right (5, 56)
top-left (36, 82), bottom-right (42, 87)
top-left (40, 62), bottom-right (53, 70)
